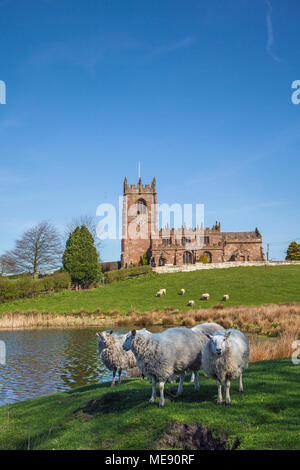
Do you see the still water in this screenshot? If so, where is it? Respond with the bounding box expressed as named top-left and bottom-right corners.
top-left (0, 327), bottom-right (144, 407)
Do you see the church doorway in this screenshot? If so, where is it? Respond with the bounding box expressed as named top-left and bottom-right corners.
top-left (159, 256), bottom-right (167, 266)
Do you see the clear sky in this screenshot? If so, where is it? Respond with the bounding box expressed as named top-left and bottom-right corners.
top-left (0, 0), bottom-right (300, 262)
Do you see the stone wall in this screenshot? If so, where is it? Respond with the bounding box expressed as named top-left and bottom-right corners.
top-left (154, 260), bottom-right (300, 274)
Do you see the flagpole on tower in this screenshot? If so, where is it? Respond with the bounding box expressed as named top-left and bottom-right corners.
top-left (138, 161), bottom-right (141, 179)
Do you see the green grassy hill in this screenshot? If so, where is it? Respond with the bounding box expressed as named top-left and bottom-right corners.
top-left (0, 359), bottom-right (299, 450)
top-left (0, 265), bottom-right (300, 315)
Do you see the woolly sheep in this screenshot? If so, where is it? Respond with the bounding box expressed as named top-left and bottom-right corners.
top-left (222, 294), bottom-right (229, 301)
top-left (201, 293), bottom-right (210, 300)
top-left (190, 322), bottom-right (225, 382)
top-left (180, 289), bottom-right (185, 295)
top-left (122, 327), bottom-right (204, 407)
top-left (187, 300), bottom-right (195, 307)
top-left (202, 328), bottom-right (250, 405)
top-left (96, 330), bottom-right (137, 386)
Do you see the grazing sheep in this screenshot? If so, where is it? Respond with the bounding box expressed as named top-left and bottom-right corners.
top-left (96, 330), bottom-right (137, 386)
top-left (187, 300), bottom-right (195, 307)
top-left (222, 294), bottom-right (229, 301)
top-left (122, 327), bottom-right (204, 407)
top-left (161, 288), bottom-right (166, 295)
top-left (190, 322), bottom-right (225, 382)
top-left (202, 328), bottom-right (250, 405)
top-left (156, 291), bottom-right (163, 297)
top-left (201, 293), bottom-right (210, 300)
top-left (180, 289), bottom-right (185, 295)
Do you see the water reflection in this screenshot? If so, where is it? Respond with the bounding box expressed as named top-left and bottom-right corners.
top-left (0, 327), bottom-right (138, 406)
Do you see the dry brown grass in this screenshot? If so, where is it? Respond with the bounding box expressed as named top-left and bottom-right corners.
top-left (248, 333), bottom-right (297, 362)
top-left (1, 303), bottom-right (299, 362)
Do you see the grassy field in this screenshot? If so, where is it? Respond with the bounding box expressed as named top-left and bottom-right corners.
top-left (0, 358), bottom-right (299, 450)
top-left (0, 265), bottom-right (300, 315)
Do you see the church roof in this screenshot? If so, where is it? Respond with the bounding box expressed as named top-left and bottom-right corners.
top-left (222, 231), bottom-right (258, 238)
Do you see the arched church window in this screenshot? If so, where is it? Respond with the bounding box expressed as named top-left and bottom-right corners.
top-left (204, 251), bottom-right (212, 263)
top-left (137, 199), bottom-right (147, 215)
top-left (183, 251), bottom-right (193, 264)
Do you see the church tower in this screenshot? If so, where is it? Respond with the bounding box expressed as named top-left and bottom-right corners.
top-left (121, 177), bottom-right (157, 267)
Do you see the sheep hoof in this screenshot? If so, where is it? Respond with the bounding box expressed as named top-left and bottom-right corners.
top-left (217, 400), bottom-right (222, 405)
top-left (149, 397), bottom-right (156, 404)
top-left (159, 401), bottom-right (165, 408)
top-left (239, 388), bottom-right (243, 393)
top-left (225, 400), bottom-right (231, 405)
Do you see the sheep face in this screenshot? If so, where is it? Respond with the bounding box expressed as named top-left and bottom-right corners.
top-left (96, 330), bottom-right (113, 353)
top-left (207, 332), bottom-right (231, 357)
top-left (122, 330), bottom-right (135, 351)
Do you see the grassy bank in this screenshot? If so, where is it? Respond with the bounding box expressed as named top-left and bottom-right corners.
top-left (0, 358), bottom-right (299, 450)
top-left (0, 265), bottom-right (300, 315)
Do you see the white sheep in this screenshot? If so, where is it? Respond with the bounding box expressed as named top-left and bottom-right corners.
top-left (190, 322), bottom-right (225, 383)
top-left (222, 294), bottom-right (229, 301)
top-left (161, 288), bottom-right (166, 295)
top-left (187, 300), bottom-right (195, 307)
top-left (180, 289), bottom-right (185, 295)
top-left (156, 291), bottom-right (163, 297)
top-left (202, 328), bottom-right (250, 405)
top-left (96, 330), bottom-right (137, 386)
top-left (122, 327), bottom-right (204, 407)
top-left (201, 293), bottom-right (210, 300)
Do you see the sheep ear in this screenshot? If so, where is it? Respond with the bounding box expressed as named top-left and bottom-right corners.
top-left (132, 329), bottom-right (136, 337)
top-left (109, 330), bottom-right (113, 335)
top-left (206, 334), bottom-right (212, 340)
top-left (225, 331), bottom-right (231, 339)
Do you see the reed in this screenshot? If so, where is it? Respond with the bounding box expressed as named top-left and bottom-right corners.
top-left (1, 303), bottom-right (299, 362)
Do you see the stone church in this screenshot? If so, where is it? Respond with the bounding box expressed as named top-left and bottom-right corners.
top-left (121, 177), bottom-right (265, 268)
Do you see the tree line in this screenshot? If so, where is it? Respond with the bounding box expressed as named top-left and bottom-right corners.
top-left (0, 216), bottom-right (101, 289)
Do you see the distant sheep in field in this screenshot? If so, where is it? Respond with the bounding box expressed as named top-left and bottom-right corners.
top-left (187, 300), bottom-right (195, 307)
top-left (156, 291), bottom-right (163, 297)
top-left (222, 295), bottom-right (229, 301)
top-left (161, 288), bottom-right (166, 295)
top-left (202, 328), bottom-right (250, 405)
top-left (96, 330), bottom-right (137, 386)
top-left (122, 327), bottom-right (204, 407)
top-left (180, 289), bottom-right (185, 295)
top-left (201, 293), bottom-right (210, 300)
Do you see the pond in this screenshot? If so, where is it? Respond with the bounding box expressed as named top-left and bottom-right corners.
top-left (0, 326), bottom-right (164, 407)
top-left (0, 327), bottom-right (274, 407)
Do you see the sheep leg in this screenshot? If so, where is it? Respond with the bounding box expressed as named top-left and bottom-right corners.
top-left (176, 374), bottom-right (184, 396)
top-left (190, 372), bottom-right (195, 383)
top-left (159, 382), bottom-right (165, 407)
top-left (149, 378), bottom-right (156, 404)
top-left (194, 371), bottom-right (200, 392)
top-left (225, 378), bottom-right (231, 405)
top-left (238, 374), bottom-right (243, 392)
top-left (111, 370), bottom-right (116, 387)
top-left (217, 380), bottom-right (222, 404)
top-left (118, 369), bottom-right (122, 386)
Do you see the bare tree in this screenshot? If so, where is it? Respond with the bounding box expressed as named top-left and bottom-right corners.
top-left (65, 215), bottom-right (102, 252)
top-left (0, 252), bottom-right (16, 275)
top-left (4, 222), bottom-right (63, 278)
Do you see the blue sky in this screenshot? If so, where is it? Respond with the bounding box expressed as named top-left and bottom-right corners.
top-left (0, 0), bottom-right (300, 261)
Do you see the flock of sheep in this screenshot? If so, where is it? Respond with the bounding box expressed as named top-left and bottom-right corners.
top-left (155, 288), bottom-right (229, 305)
top-left (96, 321), bottom-right (249, 407)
